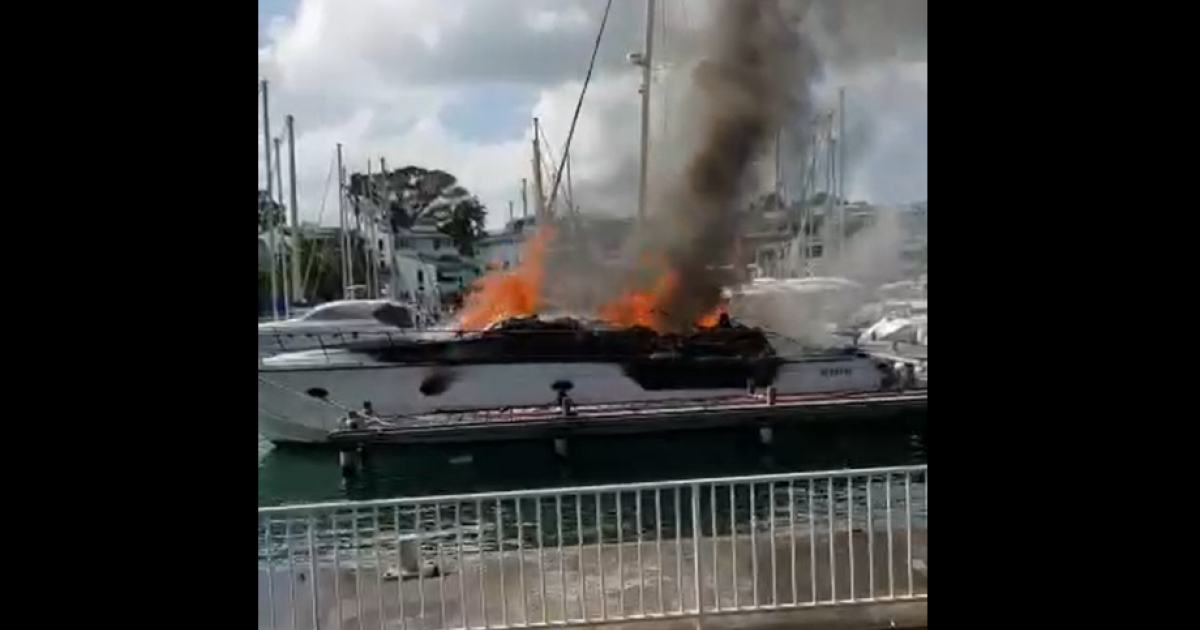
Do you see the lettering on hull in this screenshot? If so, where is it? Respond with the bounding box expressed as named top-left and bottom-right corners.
top-left (820, 367), bottom-right (852, 377)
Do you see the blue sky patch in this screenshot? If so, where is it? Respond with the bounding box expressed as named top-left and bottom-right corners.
top-left (439, 85), bottom-right (536, 144)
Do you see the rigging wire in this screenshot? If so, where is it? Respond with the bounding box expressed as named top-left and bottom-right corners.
top-left (544, 0), bottom-right (614, 214)
top-left (301, 154), bottom-right (337, 296)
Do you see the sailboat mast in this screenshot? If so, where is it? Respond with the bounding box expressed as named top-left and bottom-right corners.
top-left (275, 137), bottom-right (291, 317)
top-left (531, 118), bottom-right (547, 221)
top-left (521, 178), bottom-right (529, 218)
top-left (824, 112), bottom-right (835, 266)
top-left (261, 80), bottom-right (280, 320)
top-left (365, 159), bottom-right (376, 300)
top-left (837, 86), bottom-right (847, 256)
top-left (285, 115), bottom-right (303, 304)
top-left (380, 156), bottom-right (391, 299)
top-left (636, 0), bottom-right (657, 223)
top-left (336, 143), bottom-right (350, 298)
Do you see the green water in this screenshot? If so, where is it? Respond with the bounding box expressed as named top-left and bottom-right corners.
top-left (257, 413), bottom-right (927, 507)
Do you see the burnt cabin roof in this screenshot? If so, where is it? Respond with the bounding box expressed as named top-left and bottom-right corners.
top-left (358, 316), bottom-right (777, 364)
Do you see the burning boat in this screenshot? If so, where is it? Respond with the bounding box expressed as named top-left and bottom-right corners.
top-left (257, 315), bottom-right (891, 443)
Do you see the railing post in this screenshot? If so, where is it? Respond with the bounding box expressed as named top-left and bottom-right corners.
top-left (691, 482), bottom-right (704, 623)
top-left (307, 514), bottom-right (321, 629)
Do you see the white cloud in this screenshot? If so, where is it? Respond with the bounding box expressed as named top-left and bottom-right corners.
top-left (258, 0), bottom-right (927, 231)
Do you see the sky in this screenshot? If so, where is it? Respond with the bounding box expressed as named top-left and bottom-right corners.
top-left (257, 0), bottom-right (927, 232)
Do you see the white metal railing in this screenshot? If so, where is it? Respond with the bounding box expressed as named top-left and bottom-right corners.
top-left (258, 465), bottom-right (927, 629)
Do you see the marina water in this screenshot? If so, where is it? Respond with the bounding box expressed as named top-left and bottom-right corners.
top-left (258, 413), bottom-right (926, 507)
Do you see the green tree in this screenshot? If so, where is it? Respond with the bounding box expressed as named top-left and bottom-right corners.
top-left (295, 236), bottom-right (368, 303)
top-left (346, 166), bottom-right (487, 256)
top-left (260, 236), bottom-right (372, 314)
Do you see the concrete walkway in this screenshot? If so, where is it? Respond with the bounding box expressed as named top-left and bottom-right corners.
top-left (259, 529), bottom-right (927, 629)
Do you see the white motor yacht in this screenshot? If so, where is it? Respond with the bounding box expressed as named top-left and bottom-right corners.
top-left (258, 316), bottom-right (899, 444)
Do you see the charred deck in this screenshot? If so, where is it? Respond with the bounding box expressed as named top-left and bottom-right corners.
top-left (329, 390), bottom-right (927, 446)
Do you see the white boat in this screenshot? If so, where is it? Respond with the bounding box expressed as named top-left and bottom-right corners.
top-left (727, 276), bottom-right (868, 346)
top-left (257, 299), bottom-right (433, 356)
top-left (855, 299), bottom-right (927, 346)
top-left (257, 317), bottom-right (896, 444)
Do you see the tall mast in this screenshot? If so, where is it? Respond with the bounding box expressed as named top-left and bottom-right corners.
top-left (261, 80), bottom-right (279, 320)
top-left (531, 118), bottom-right (546, 221)
top-left (635, 0), bottom-right (657, 223)
top-left (285, 115), bottom-right (303, 304)
top-left (365, 158), bottom-right (376, 299)
top-left (274, 137), bottom-right (290, 317)
top-left (824, 112), bottom-right (836, 266)
top-left (336, 143), bottom-right (350, 298)
top-left (774, 128), bottom-right (783, 205)
top-left (837, 86), bottom-right (847, 257)
top-left (380, 156), bottom-right (391, 299)
top-left (521, 178), bottom-right (529, 218)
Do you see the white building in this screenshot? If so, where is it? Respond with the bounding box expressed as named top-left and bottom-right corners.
top-left (389, 252), bottom-right (441, 312)
top-left (478, 217), bottom-right (540, 271)
top-left (357, 216), bottom-right (481, 308)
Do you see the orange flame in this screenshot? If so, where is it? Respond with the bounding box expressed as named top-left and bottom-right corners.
top-left (597, 268), bottom-right (726, 331)
top-left (598, 270), bottom-right (676, 330)
top-left (695, 304), bottom-right (726, 328)
top-left (458, 227), bottom-right (554, 330)
top-left (459, 226), bottom-right (726, 333)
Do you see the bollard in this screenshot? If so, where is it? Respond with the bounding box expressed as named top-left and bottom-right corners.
top-left (398, 538), bottom-right (421, 574)
top-left (765, 386), bottom-right (777, 406)
top-left (759, 425), bottom-right (774, 446)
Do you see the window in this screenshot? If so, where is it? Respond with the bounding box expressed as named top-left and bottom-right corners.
top-left (433, 239), bottom-right (442, 251)
top-left (373, 303), bottom-right (414, 327)
top-left (377, 239), bottom-right (384, 251)
top-left (417, 269), bottom-right (425, 286)
top-left (302, 303), bottom-right (376, 321)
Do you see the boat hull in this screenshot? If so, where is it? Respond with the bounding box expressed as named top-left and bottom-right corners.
top-left (257, 357), bottom-right (884, 444)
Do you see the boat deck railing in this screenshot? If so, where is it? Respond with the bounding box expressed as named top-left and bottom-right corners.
top-left (328, 390), bottom-right (928, 442)
top-left (258, 464), bottom-right (928, 629)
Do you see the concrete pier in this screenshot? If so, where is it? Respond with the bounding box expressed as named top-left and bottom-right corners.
top-left (259, 529), bottom-right (927, 630)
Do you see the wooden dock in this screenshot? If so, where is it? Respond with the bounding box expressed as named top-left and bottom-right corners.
top-left (329, 390), bottom-right (927, 446)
